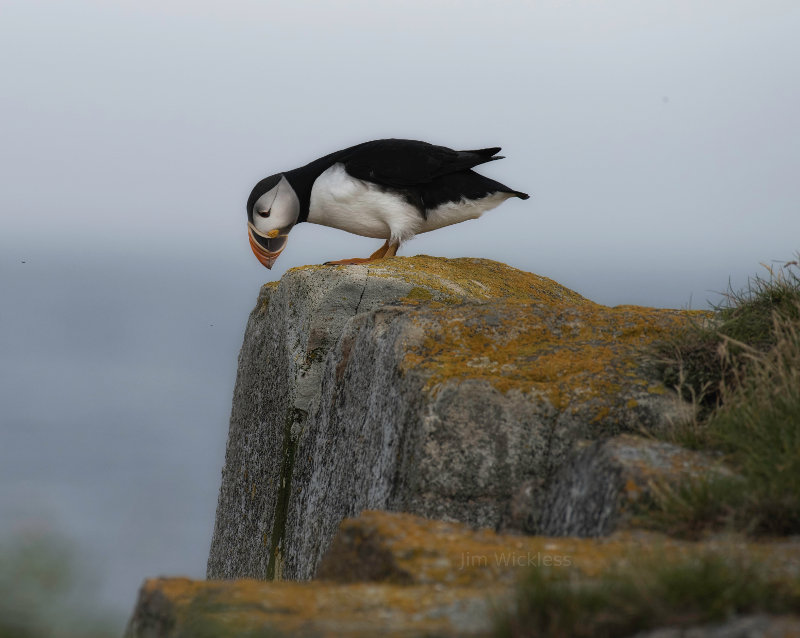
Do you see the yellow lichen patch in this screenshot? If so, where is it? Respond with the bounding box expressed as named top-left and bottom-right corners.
top-left (624, 477), bottom-right (643, 499)
top-left (320, 511), bottom-right (800, 586)
top-left (288, 255), bottom-right (590, 304)
top-left (401, 286), bottom-right (433, 302)
top-left (372, 255), bottom-right (591, 304)
top-left (401, 297), bottom-right (694, 417)
top-left (255, 281), bottom-right (280, 314)
top-left (134, 577), bottom-right (500, 637)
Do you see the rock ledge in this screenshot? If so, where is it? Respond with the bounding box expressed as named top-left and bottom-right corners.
top-left (207, 257), bottom-right (701, 581)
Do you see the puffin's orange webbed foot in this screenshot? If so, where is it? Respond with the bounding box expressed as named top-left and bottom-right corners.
top-left (323, 240), bottom-right (398, 266)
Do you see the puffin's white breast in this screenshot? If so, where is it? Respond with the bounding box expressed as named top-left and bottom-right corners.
top-left (308, 164), bottom-right (422, 242)
top-left (308, 163), bottom-right (515, 244)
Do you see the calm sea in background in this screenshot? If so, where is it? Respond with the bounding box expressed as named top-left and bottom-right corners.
top-left (2, 0), bottom-right (799, 630)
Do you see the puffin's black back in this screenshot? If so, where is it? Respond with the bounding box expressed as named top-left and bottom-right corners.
top-left (339, 140), bottom-right (529, 215)
top-left (340, 139), bottom-right (504, 187)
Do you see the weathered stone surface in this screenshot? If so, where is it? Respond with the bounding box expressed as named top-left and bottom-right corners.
top-left (316, 511), bottom-right (800, 584)
top-left (208, 257), bottom-right (700, 582)
top-left (533, 434), bottom-right (732, 536)
top-left (125, 577), bottom-right (499, 638)
top-left (132, 511), bottom-right (800, 638)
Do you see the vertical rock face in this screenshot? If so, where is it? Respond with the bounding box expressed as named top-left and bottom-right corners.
top-left (207, 263), bottom-right (411, 580)
top-left (207, 257), bottom-right (695, 581)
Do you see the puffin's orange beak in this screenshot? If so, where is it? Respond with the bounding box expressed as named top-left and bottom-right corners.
top-left (248, 224), bottom-right (288, 270)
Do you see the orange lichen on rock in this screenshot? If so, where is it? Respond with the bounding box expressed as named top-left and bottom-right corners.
top-left (401, 296), bottom-right (697, 416)
top-left (371, 255), bottom-right (590, 304)
top-left (128, 511), bottom-right (800, 638)
top-left (128, 577), bottom-right (500, 637)
top-left (318, 511), bottom-right (800, 586)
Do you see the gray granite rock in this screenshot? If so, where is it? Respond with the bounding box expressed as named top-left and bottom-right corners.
top-left (207, 257), bottom-right (698, 581)
top-left (534, 434), bottom-right (731, 536)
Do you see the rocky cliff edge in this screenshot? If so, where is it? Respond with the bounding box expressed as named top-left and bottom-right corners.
top-left (206, 256), bottom-right (705, 582)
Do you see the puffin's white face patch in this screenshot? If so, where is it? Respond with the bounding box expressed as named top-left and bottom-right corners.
top-left (252, 176), bottom-right (300, 236)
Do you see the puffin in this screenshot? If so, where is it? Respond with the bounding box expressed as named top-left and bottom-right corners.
top-left (246, 138), bottom-right (529, 268)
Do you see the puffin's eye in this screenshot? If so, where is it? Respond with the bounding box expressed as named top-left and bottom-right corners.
top-left (257, 209), bottom-right (271, 218)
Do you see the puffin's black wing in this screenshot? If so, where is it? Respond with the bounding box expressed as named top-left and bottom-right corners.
top-left (341, 139), bottom-right (504, 188)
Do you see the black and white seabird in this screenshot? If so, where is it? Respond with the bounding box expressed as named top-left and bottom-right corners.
top-left (246, 138), bottom-right (529, 268)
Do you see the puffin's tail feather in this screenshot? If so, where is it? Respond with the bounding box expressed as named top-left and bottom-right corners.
top-left (464, 146), bottom-right (503, 158)
top-left (460, 146), bottom-right (505, 170)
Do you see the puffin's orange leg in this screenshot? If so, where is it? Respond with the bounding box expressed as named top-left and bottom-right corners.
top-left (324, 240), bottom-right (398, 265)
top-left (373, 241), bottom-right (394, 259)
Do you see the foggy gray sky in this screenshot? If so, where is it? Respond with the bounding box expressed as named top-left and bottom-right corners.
top-left (2, 0), bottom-right (800, 625)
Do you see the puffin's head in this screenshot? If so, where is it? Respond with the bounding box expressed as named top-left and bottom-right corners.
top-left (246, 173), bottom-right (300, 269)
